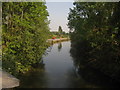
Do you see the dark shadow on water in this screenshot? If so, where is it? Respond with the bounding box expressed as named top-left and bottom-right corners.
top-left (70, 44), bottom-right (120, 88)
top-left (16, 62), bottom-right (48, 88)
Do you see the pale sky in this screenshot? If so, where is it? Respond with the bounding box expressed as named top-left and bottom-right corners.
top-left (46, 1), bottom-right (74, 33)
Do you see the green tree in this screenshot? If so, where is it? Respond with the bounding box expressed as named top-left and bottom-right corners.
top-left (68, 2), bottom-right (120, 82)
top-left (2, 2), bottom-right (50, 75)
top-left (58, 26), bottom-right (63, 33)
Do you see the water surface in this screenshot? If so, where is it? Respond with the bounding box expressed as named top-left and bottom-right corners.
top-left (18, 41), bottom-right (118, 88)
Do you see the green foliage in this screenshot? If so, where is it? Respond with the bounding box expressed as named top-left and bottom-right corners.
top-left (68, 2), bottom-right (120, 81)
top-left (2, 2), bottom-right (50, 76)
top-left (49, 31), bottom-right (69, 39)
top-left (58, 26), bottom-right (63, 33)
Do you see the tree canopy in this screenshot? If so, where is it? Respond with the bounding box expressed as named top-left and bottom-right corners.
top-left (68, 2), bottom-right (120, 82)
top-left (58, 26), bottom-right (63, 33)
top-left (2, 2), bottom-right (50, 75)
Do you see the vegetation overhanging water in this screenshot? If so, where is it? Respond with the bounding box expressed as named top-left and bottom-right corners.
top-left (2, 2), bottom-right (120, 88)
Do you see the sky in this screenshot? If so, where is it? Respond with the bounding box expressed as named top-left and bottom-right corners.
top-left (46, 1), bottom-right (74, 33)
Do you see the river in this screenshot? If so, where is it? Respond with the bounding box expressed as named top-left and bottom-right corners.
top-left (17, 41), bottom-right (119, 88)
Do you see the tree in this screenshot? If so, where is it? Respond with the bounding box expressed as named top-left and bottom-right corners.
top-left (58, 26), bottom-right (63, 37)
top-left (68, 2), bottom-right (120, 82)
top-left (2, 2), bottom-right (50, 75)
top-left (58, 26), bottom-right (63, 33)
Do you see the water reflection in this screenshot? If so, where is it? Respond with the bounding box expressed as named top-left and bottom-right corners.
top-left (16, 41), bottom-right (119, 88)
top-left (45, 45), bottom-right (53, 56)
top-left (17, 63), bottom-right (48, 88)
top-left (58, 42), bottom-right (62, 52)
top-left (70, 43), bottom-right (120, 88)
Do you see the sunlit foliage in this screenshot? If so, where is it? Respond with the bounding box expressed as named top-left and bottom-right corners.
top-left (2, 2), bottom-right (50, 75)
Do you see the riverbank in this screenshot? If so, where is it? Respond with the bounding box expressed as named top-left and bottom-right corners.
top-left (47, 38), bottom-right (70, 44)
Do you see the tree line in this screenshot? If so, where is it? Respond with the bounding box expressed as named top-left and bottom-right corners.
top-left (68, 2), bottom-right (120, 82)
top-left (49, 26), bottom-right (69, 39)
top-left (2, 2), bottom-right (50, 75)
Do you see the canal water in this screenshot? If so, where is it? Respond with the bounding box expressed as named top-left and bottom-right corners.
top-left (17, 41), bottom-right (119, 88)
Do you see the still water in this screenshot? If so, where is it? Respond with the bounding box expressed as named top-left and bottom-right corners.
top-left (17, 41), bottom-right (118, 88)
